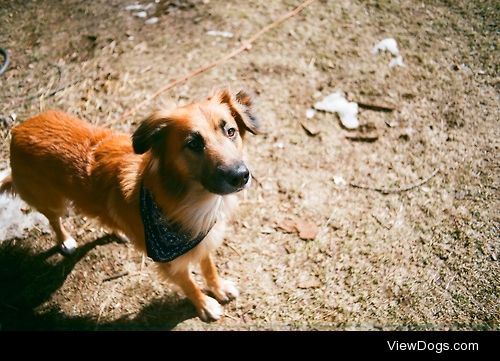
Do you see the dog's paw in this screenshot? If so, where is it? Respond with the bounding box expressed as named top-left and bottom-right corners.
top-left (197, 295), bottom-right (224, 322)
top-left (114, 231), bottom-right (130, 244)
top-left (60, 237), bottom-right (78, 255)
top-left (210, 279), bottom-right (239, 304)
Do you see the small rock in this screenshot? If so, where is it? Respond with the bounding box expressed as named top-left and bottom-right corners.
top-left (306, 108), bottom-right (316, 119)
top-left (133, 11), bottom-right (147, 18)
top-left (145, 17), bottom-right (159, 25)
top-left (260, 226), bottom-right (274, 234)
top-left (0, 113), bottom-right (16, 128)
top-left (385, 120), bottom-right (399, 128)
top-left (206, 30), bottom-right (233, 38)
top-left (125, 4), bottom-right (146, 11)
top-left (460, 63), bottom-right (471, 72)
top-left (333, 175), bottom-right (346, 186)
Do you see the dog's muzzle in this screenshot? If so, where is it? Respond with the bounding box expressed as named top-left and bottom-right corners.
top-left (205, 162), bottom-right (250, 195)
top-left (219, 162), bottom-right (249, 189)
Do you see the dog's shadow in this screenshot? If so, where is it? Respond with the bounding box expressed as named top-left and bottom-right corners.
top-left (0, 236), bottom-right (196, 330)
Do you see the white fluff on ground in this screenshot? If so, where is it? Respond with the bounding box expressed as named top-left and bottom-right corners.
top-left (313, 91), bottom-right (359, 129)
top-left (372, 38), bottom-right (405, 68)
top-left (372, 38), bottom-right (399, 56)
top-left (0, 169), bottom-right (49, 242)
top-left (389, 55), bottom-right (405, 68)
top-left (333, 175), bottom-right (346, 186)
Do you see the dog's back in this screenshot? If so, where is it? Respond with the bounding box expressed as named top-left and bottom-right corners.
top-left (8, 111), bottom-right (133, 228)
top-left (10, 110), bottom-right (109, 192)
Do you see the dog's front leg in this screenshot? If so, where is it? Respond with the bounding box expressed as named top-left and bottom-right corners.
top-left (200, 254), bottom-right (239, 303)
top-left (159, 263), bottom-right (223, 322)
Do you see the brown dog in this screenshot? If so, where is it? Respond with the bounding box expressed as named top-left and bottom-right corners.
top-left (0, 89), bottom-right (259, 321)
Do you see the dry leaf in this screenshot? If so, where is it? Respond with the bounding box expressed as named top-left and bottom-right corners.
top-left (345, 122), bottom-right (379, 142)
top-left (276, 219), bottom-right (297, 233)
top-left (296, 220), bottom-right (318, 240)
top-left (284, 244), bottom-right (293, 254)
top-left (260, 226), bottom-right (274, 234)
top-left (300, 120), bottom-right (320, 136)
top-left (355, 99), bottom-right (397, 112)
top-left (276, 218), bottom-right (318, 240)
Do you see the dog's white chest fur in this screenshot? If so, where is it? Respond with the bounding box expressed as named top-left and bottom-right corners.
top-left (167, 192), bottom-right (238, 273)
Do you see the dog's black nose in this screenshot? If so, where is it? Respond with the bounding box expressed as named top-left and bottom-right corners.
top-left (220, 163), bottom-right (250, 189)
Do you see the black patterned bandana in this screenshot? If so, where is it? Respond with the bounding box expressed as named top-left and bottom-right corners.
top-left (140, 184), bottom-right (214, 262)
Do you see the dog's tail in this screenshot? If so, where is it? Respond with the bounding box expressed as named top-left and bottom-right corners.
top-left (0, 172), bottom-right (16, 196)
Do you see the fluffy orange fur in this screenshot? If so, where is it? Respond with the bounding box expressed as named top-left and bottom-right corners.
top-left (1, 89), bottom-right (258, 321)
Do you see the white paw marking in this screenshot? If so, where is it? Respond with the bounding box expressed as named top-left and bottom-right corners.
top-left (60, 237), bottom-right (78, 255)
top-left (114, 231), bottom-right (130, 243)
top-left (198, 296), bottom-right (223, 322)
top-left (212, 279), bottom-right (239, 303)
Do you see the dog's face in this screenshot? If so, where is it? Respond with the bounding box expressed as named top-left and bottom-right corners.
top-left (132, 89), bottom-right (259, 195)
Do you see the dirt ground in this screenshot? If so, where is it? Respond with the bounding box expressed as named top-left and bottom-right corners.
top-left (0, 0), bottom-right (498, 330)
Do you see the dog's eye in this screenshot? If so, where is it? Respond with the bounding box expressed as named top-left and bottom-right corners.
top-left (226, 127), bottom-right (237, 138)
top-left (186, 134), bottom-right (204, 153)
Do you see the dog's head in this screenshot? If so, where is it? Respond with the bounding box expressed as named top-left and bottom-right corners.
top-left (132, 89), bottom-right (259, 195)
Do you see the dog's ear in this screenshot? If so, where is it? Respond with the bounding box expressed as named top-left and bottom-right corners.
top-left (132, 111), bottom-right (171, 154)
top-left (219, 89), bottom-right (260, 138)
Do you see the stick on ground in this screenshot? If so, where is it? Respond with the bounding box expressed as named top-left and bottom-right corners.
top-left (120, 0), bottom-right (316, 121)
top-left (355, 100), bottom-right (396, 112)
top-left (102, 271), bottom-right (129, 283)
top-left (350, 169), bottom-right (439, 195)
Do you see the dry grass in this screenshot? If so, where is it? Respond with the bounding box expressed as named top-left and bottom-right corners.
top-left (0, 0), bottom-right (498, 330)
